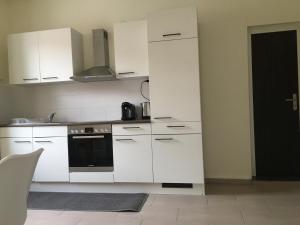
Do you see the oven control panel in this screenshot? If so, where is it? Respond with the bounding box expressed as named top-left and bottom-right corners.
top-left (68, 124), bottom-right (112, 134)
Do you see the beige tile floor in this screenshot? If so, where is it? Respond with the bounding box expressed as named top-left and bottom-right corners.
top-left (25, 182), bottom-right (300, 225)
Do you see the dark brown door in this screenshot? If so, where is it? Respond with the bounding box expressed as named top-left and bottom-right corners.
top-left (251, 30), bottom-right (300, 180)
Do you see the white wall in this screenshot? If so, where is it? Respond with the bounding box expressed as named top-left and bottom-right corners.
top-left (5, 0), bottom-right (300, 179)
top-left (11, 79), bottom-right (149, 122)
top-left (0, 0), bottom-right (11, 123)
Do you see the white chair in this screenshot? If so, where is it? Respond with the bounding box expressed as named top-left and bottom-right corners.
top-left (0, 149), bottom-right (44, 225)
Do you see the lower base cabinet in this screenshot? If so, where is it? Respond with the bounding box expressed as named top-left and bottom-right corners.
top-left (0, 138), bottom-right (33, 157)
top-left (113, 135), bottom-right (153, 183)
top-left (152, 134), bottom-right (204, 184)
top-left (33, 137), bottom-right (69, 182)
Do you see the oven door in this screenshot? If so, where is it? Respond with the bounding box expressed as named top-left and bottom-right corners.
top-left (68, 133), bottom-right (113, 172)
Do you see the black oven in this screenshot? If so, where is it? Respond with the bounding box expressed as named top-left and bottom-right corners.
top-left (68, 124), bottom-right (113, 172)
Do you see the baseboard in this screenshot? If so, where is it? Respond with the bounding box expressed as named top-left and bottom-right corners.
top-left (30, 183), bottom-right (205, 195)
top-left (205, 178), bottom-right (253, 185)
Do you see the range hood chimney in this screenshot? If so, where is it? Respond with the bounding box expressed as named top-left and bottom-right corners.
top-left (71, 29), bottom-right (115, 82)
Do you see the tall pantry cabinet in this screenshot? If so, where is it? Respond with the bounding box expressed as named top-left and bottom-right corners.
top-left (148, 7), bottom-right (204, 184)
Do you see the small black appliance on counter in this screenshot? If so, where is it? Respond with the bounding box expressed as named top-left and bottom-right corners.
top-left (121, 102), bottom-right (136, 120)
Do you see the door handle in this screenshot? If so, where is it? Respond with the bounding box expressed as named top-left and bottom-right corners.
top-left (23, 78), bottom-right (38, 81)
top-left (14, 141), bottom-right (32, 143)
top-left (35, 141), bottom-right (53, 143)
top-left (285, 93), bottom-right (298, 111)
top-left (115, 139), bottom-right (135, 142)
top-left (155, 138), bottom-right (174, 141)
top-left (118, 72), bottom-right (135, 75)
top-left (72, 135), bottom-right (104, 139)
top-left (42, 77), bottom-right (59, 80)
top-left (162, 33), bottom-right (182, 37)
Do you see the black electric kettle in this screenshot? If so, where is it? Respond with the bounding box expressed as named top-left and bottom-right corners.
top-left (121, 102), bottom-right (136, 120)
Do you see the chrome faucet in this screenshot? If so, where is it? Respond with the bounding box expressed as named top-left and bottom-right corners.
top-left (48, 112), bottom-right (56, 123)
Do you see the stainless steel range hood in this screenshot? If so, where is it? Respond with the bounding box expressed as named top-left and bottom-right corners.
top-left (71, 29), bottom-right (116, 82)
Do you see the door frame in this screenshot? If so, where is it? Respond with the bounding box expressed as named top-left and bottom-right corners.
top-left (248, 22), bottom-right (300, 177)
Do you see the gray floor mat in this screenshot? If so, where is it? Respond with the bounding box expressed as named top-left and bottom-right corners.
top-left (27, 192), bottom-right (148, 212)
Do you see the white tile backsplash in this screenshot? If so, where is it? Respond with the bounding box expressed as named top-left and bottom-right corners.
top-left (10, 78), bottom-right (150, 122)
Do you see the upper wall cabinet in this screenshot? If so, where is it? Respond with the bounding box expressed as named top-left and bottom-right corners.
top-left (39, 28), bottom-right (83, 83)
top-left (8, 32), bottom-right (41, 84)
top-left (113, 20), bottom-right (149, 79)
top-left (8, 28), bottom-right (83, 85)
top-left (147, 6), bottom-right (198, 42)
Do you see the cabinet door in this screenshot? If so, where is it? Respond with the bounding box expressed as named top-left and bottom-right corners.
top-left (33, 137), bottom-right (69, 182)
top-left (113, 135), bottom-right (153, 182)
top-left (149, 38), bottom-right (201, 122)
top-left (8, 32), bottom-right (40, 84)
top-left (152, 134), bottom-right (204, 184)
top-left (148, 6), bottom-right (198, 42)
top-left (0, 138), bottom-right (35, 181)
top-left (0, 138), bottom-right (33, 158)
top-left (114, 20), bottom-right (149, 78)
top-left (39, 28), bottom-right (73, 82)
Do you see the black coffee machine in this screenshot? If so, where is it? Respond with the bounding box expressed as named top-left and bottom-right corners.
top-left (121, 102), bottom-right (136, 120)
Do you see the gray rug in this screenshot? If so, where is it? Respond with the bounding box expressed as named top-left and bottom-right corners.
top-left (27, 192), bottom-right (148, 212)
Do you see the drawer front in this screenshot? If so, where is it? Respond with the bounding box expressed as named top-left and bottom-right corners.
top-left (33, 126), bottom-right (67, 137)
top-left (0, 127), bottom-right (32, 138)
top-left (0, 137), bottom-right (33, 158)
top-left (147, 6), bottom-right (198, 42)
top-left (69, 172), bottom-right (114, 183)
top-left (151, 122), bottom-right (201, 134)
top-left (112, 124), bottom-right (151, 135)
top-left (152, 134), bottom-right (204, 184)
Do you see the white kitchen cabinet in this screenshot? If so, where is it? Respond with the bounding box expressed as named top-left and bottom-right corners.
top-left (151, 122), bottom-right (202, 135)
top-left (0, 127), bottom-right (32, 138)
top-left (69, 172), bottom-right (114, 183)
top-left (33, 137), bottom-right (69, 182)
top-left (112, 123), bottom-right (151, 136)
top-left (114, 20), bottom-right (149, 78)
top-left (113, 135), bottom-right (153, 183)
top-left (7, 28), bottom-right (83, 84)
top-left (152, 134), bottom-right (204, 184)
top-left (149, 38), bottom-right (201, 122)
top-left (8, 32), bottom-right (40, 84)
top-left (0, 138), bottom-right (33, 158)
top-left (147, 6), bottom-right (198, 42)
top-left (39, 28), bottom-right (83, 83)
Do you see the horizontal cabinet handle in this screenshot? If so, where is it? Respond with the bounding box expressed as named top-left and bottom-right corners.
top-left (72, 135), bottom-right (104, 139)
top-left (162, 33), bottom-right (182, 37)
top-left (154, 117), bottom-right (172, 120)
top-left (23, 78), bottom-right (39, 81)
top-left (118, 72), bottom-right (135, 75)
top-left (123, 127), bottom-right (141, 129)
top-left (166, 125), bottom-right (186, 128)
top-left (115, 139), bottom-right (135, 142)
top-left (155, 138), bottom-right (174, 141)
top-left (42, 77), bottom-right (59, 80)
top-left (35, 141), bottom-right (53, 143)
top-left (14, 141), bottom-right (31, 143)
